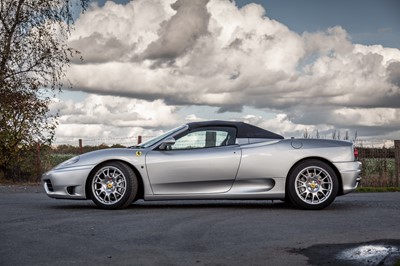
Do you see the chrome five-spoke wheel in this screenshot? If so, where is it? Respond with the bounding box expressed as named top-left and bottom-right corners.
top-left (89, 161), bottom-right (138, 209)
top-left (288, 160), bottom-right (338, 210)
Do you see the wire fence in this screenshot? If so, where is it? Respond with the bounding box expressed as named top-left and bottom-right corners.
top-left (358, 142), bottom-right (400, 187)
top-left (52, 135), bottom-right (157, 148)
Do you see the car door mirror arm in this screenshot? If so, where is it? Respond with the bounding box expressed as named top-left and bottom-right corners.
top-left (158, 137), bottom-right (176, 150)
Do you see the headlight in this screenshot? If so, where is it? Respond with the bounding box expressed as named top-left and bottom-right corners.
top-left (55, 156), bottom-right (80, 169)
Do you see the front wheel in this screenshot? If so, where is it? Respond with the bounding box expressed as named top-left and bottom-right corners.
top-left (287, 160), bottom-right (338, 210)
top-left (88, 161), bottom-right (138, 210)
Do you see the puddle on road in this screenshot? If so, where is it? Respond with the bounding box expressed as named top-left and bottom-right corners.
top-left (337, 244), bottom-right (399, 265)
top-left (293, 239), bottom-right (400, 265)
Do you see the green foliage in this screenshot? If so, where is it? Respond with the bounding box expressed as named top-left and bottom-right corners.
top-left (0, 0), bottom-right (89, 181)
top-left (1, 146), bottom-right (37, 182)
top-left (0, 90), bottom-right (57, 180)
top-left (41, 144), bottom-right (126, 174)
top-left (51, 144), bottom-right (81, 155)
top-left (359, 158), bottom-right (396, 187)
top-left (43, 153), bottom-right (77, 171)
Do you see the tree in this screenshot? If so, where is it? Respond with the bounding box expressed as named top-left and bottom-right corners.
top-left (332, 130), bottom-right (337, 140)
top-left (0, 89), bottom-right (59, 180)
top-left (353, 130), bottom-right (358, 143)
top-left (0, 0), bottom-right (88, 180)
top-left (344, 131), bottom-right (349, 141)
top-left (303, 128), bottom-right (310, 139)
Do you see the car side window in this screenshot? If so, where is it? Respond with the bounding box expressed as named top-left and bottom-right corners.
top-left (170, 127), bottom-right (236, 150)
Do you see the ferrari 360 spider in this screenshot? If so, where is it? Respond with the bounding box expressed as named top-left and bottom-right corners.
top-left (42, 121), bottom-right (361, 210)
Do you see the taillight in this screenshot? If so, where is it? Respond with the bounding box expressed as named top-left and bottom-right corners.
top-left (354, 147), bottom-right (359, 160)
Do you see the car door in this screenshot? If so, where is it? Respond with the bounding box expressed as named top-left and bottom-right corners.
top-left (145, 127), bottom-right (241, 195)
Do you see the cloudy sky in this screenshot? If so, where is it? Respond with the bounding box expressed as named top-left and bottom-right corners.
top-left (52, 0), bottom-right (400, 146)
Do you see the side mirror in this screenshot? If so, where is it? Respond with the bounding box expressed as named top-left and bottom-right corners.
top-left (158, 137), bottom-right (176, 150)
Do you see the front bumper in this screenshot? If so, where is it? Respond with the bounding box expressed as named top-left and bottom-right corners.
top-left (41, 165), bottom-right (94, 199)
top-left (333, 161), bottom-right (362, 194)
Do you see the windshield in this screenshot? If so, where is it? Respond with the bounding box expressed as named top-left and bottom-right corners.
top-left (135, 125), bottom-right (186, 148)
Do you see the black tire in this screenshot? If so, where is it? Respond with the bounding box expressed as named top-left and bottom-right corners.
top-left (88, 161), bottom-right (138, 210)
top-left (288, 160), bottom-right (338, 210)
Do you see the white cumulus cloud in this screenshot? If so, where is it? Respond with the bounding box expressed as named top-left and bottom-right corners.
top-left (51, 94), bottom-right (180, 145)
top-left (61, 0), bottom-right (400, 142)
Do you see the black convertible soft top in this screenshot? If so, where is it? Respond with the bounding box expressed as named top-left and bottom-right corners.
top-left (187, 120), bottom-right (284, 139)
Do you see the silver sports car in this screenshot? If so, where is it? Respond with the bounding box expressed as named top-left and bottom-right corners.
top-left (42, 121), bottom-right (361, 210)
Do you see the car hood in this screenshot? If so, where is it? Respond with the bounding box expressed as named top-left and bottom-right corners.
top-left (56, 148), bottom-right (147, 170)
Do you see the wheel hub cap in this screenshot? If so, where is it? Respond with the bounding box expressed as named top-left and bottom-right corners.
top-left (307, 178), bottom-right (320, 192)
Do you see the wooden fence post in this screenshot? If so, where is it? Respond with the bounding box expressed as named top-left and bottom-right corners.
top-left (79, 139), bottom-right (83, 154)
top-left (36, 142), bottom-right (41, 179)
top-left (395, 140), bottom-right (400, 187)
top-left (137, 135), bottom-right (142, 144)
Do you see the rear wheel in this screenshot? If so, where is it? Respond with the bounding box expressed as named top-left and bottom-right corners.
top-left (89, 161), bottom-right (138, 210)
top-left (288, 160), bottom-right (338, 210)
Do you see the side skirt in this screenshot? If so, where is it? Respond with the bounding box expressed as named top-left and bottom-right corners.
top-left (144, 178), bottom-right (286, 201)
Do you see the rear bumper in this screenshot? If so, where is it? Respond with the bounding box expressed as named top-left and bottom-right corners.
top-left (333, 161), bottom-right (362, 194)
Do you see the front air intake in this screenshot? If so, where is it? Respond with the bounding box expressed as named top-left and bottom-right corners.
top-left (44, 179), bottom-right (54, 192)
top-left (66, 186), bottom-right (74, 195)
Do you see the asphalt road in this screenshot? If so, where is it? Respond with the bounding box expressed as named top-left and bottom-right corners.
top-left (1, 185), bottom-right (399, 266)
